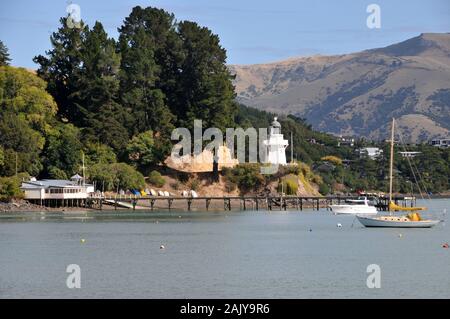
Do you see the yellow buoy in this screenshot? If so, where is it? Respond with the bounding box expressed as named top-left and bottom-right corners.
top-left (80, 238), bottom-right (86, 243)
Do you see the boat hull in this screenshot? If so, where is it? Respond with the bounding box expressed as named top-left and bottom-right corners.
top-left (356, 216), bottom-right (440, 228)
top-left (330, 205), bottom-right (377, 215)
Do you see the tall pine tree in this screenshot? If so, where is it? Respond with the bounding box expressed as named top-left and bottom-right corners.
top-left (175, 21), bottom-right (237, 131)
top-left (0, 40), bottom-right (11, 66)
top-left (33, 18), bottom-right (88, 122)
top-left (118, 6), bottom-right (176, 137)
top-left (34, 19), bottom-right (130, 151)
top-left (72, 22), bottom-right (130, 150)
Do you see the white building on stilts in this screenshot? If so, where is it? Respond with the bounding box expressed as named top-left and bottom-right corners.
top-left (20, 175), bottom-right (94, 207)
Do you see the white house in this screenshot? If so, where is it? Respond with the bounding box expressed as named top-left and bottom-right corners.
top-left (263, 117), bottom-right (289, 165)
top-left (20, 175), bottom-right (94, 207)
top-left (337, 135), bottom-right (355, 147)
top-left (399, 151), bottom-right (421, 158)
top-left (430, 138), bottom-right (450, 148)
top-left (356, 147), bottom-right (383, 160)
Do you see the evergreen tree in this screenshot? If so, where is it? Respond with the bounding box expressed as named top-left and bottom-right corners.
top-left (118, 6), bottom-right (175, 137)
top-left (0, 40), bottom-right (11, 66)
top-left (34, 19), bottom-right (130, 151)
top-left (44, 123), bottom-right (83, 177)
top-left (72, 22), bottom-right (130, 150)
top-left (175, 21), bottom-right (237, 131)
top-left (33, 17), bottom-right (88, 122)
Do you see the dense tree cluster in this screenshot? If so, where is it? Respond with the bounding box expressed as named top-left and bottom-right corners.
top-left (33, 6), bottom-right (237, 160)
top-left (0, 66), bottom-right (57, 176)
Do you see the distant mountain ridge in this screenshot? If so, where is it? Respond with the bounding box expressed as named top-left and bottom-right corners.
top-left (229, 33), bottom-right (450, 141)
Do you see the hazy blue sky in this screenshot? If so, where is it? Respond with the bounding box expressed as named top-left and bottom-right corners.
top-left (0, 0), bottom-right (449, 68)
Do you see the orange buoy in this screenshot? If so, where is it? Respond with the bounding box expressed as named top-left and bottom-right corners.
top-left (442, 243), bottom-right (449, 249)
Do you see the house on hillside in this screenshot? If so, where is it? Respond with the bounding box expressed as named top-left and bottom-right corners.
top-left (337, 135), bottom-right (355, 147)
top-left (356, 147), bottom-right (383, 160)
top-left (430, 138), bottom-right (450, 148)
top-left (399, 151), bottom-right (421, 158)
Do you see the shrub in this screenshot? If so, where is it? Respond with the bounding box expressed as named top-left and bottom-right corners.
top-left (278, 178), bottom-right (298, 195)
top-left (148, 170), bottom-right (166, 188)
top-left (319, 183), bottom-right (330, 195)
top-left (311, 174), bottom-right (323, 185)
top-left (226, 164), bottom-right (264, 193)
top-left (188, 178), bottom-right (201, 191)
top-left (282, 164), bottom-right (301, 176)
top-left (0, 176), bottom-right (24, 202)
top-left (298, 162), bottom-right (314, 180)
top-left (224, 179), bottom-right (237, 193)
top-left (170, 181), bottom-right (180, 190)
top-left (321, 155), bottom-right (343, 165)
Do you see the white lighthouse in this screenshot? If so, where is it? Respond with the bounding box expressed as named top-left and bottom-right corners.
top-left (263, 117), bottom-right (289, 165)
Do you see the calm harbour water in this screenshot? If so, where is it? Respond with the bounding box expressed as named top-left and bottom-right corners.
top-left (0, 198), bottom-right (449, 299)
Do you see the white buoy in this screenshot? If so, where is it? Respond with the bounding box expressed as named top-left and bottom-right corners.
top-left (80, 238), bottom-right (86, 243)
top-left (337, 223), bottom-right (342, 228)
top-left (160, 244), bottom-right (165, 250)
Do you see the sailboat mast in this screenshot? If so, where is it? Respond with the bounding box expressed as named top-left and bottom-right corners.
top-left (290, 132), bottom-right (293, 163)
top-left (389, 118), bottom-right (395, 209)
top-left (82, 152), bottom-right (85, 186)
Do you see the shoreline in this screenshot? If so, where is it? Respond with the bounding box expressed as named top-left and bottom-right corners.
top-left (1, 195), bottom-right (449, 214)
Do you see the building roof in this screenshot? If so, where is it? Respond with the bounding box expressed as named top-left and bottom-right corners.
top-left (21, 179), bottom-right (92, 189)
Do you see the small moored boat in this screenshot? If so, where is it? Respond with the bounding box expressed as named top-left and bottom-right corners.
top-left (356, 214), bottom-right (440, 228)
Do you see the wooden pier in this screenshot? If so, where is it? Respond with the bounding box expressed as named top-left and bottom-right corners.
top-left (82, 194), bottom-right (417, 212)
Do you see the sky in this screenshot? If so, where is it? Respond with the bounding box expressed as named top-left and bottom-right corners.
top-left (0, 0), bottom-right (449, 68)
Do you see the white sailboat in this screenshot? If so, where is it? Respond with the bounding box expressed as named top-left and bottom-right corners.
top-left (330, 197), bottom-right (377, 215)
top-left (356, 118), bottom-right (440, 228)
